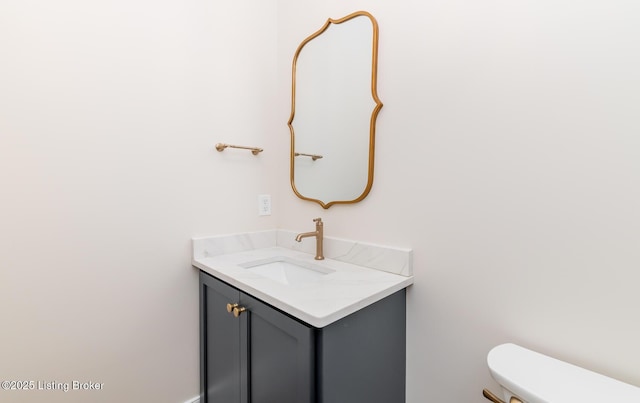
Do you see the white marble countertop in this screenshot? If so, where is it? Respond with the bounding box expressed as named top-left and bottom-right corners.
top-left (193, 243), bottom-right (414, 328)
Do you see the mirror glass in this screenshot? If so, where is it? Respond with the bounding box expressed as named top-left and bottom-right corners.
top-left (289, 11), bottom-right (382, 209)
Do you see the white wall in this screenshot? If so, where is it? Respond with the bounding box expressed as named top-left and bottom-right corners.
top-left (0, 1), bottom-right (277, 402)
top-left (276, 1), bottom-right (640, 402)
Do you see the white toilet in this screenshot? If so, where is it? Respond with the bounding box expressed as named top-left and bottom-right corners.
top-left (485, 343), bottom-right (640, 403)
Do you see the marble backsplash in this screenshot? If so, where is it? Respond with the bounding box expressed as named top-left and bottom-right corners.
top-left (192, 229), bottom-right (412, 276)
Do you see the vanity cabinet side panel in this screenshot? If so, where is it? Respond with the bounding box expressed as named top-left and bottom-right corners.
top-left (241, 292), bottom-right (316, 403)
top-left (200, 272), bottom-right (242, 403)
top-left (317, 289), bottom-right (407, 403)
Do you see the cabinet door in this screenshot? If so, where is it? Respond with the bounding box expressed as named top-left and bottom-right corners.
top-left (200, 272), bottom-right (241, 403)
top-left (240, 292), bottom-right (316, 403)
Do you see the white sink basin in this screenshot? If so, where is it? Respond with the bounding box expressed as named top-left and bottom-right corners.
top-left (239, 256), bottom-right (335, 285)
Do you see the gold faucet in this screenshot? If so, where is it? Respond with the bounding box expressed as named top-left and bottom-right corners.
top-left (295, 218), bottom-right (324, 260)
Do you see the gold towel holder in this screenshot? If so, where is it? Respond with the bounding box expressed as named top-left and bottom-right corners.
top-left (294, 152), bottom-right (323, 161)
top-left (215, 143), bottom-right (263, 155)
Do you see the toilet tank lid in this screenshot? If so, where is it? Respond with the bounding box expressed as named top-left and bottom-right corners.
top-left (487, 343), bottom-right (640, 403)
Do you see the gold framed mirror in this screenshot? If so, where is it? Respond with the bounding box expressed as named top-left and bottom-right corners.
top-left (288, 11), bottom-right (382, 209)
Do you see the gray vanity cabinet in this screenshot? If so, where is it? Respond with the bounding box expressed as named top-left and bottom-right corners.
top-left (199, 271), bottom-right (406, 403)
top-left (200, 271), bottom-right (314, 403)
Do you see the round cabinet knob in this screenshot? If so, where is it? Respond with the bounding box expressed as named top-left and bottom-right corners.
top-left (226, 303), bottom-right (238, 313)
top-left (233, 306), bottom-right (247, 318)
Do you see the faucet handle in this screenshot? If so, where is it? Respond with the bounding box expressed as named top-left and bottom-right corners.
top-left (313, 217), bottom-right (322, 223)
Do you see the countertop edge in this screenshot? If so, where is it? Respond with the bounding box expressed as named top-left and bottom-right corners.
top-left (193, 260), bottom-right (413, 328)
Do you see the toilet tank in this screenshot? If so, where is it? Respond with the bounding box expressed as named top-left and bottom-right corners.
top-left (487, 343), bottom-right (640, 403)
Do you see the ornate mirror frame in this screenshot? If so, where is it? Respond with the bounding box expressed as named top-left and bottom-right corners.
top-left (288, 11), bottom-right (382, 209)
